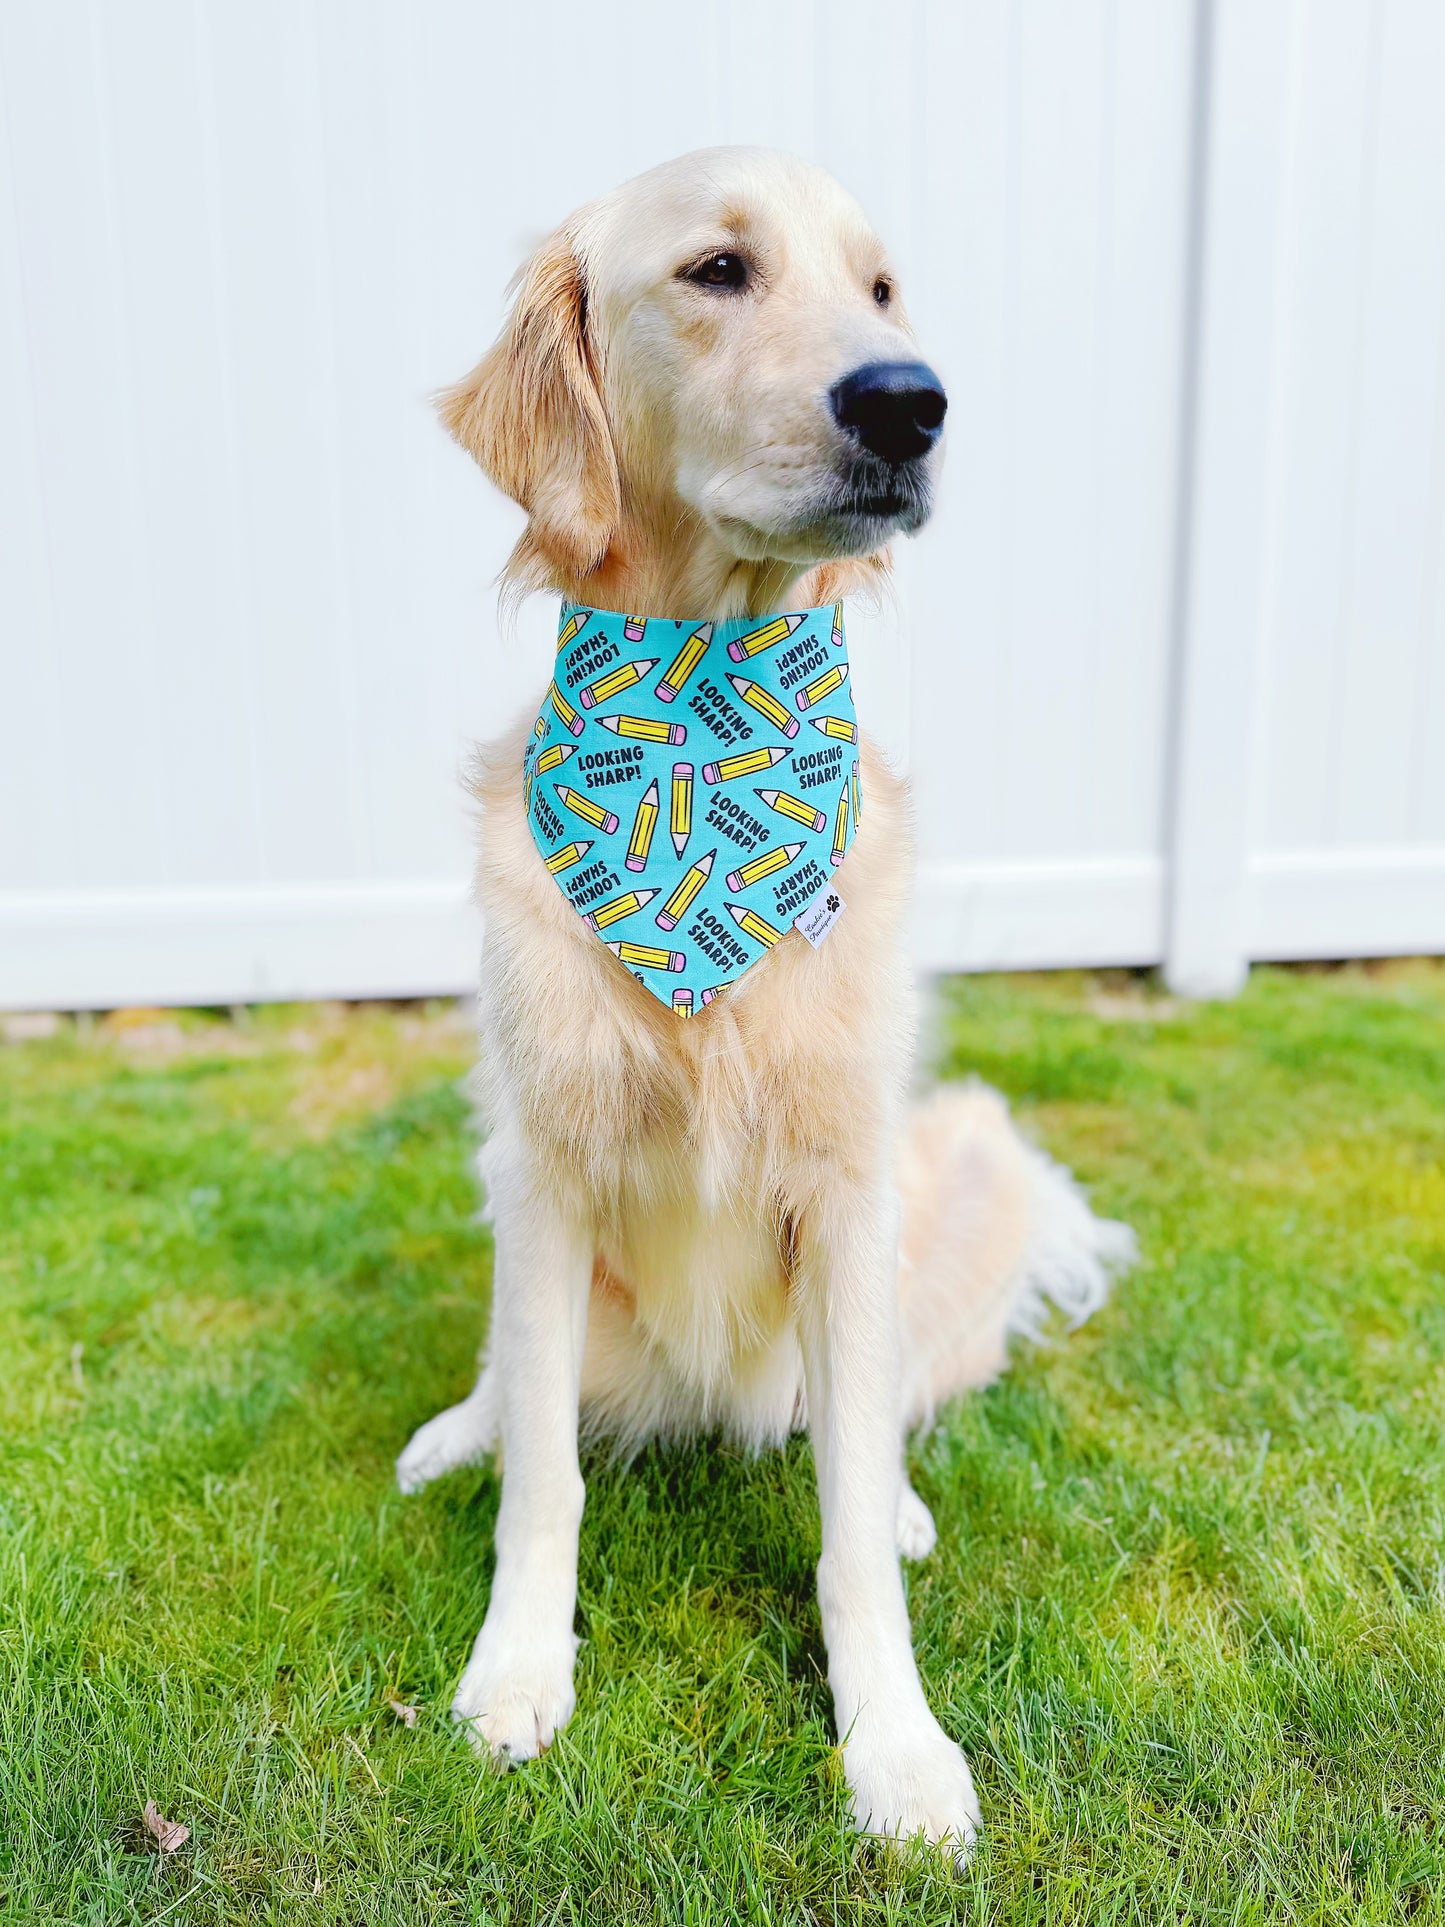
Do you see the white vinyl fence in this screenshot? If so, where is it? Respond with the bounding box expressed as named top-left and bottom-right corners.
top-left (3, 0), bottom-right (1443, 1008)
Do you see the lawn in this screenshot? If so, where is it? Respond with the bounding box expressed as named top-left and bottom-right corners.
top-left (1, 967), bottom-right (1443, 1925)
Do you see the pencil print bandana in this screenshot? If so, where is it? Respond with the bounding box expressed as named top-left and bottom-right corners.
top-left (525, 601), bottom-right (861, 1014)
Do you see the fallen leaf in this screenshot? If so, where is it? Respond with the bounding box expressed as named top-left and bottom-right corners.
top-left (386, 1692), bottom-right (419, 1727)
top-left (142, 1800), bottom-right (190, 1853)
top-left (102, 1006), bottom-right (169, 1031)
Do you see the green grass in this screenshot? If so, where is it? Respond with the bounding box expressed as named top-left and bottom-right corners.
top-left (1, 968), bottom-right (1443, 1924)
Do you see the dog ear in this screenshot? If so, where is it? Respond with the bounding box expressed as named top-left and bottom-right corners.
top-left (438, 230), bottom-right (619, 579)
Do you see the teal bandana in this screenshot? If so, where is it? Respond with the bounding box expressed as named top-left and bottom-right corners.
top-left (525, 602), bottom-right (861, 1014)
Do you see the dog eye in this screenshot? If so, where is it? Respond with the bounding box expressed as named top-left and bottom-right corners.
top-left (873, 278), bottom-right (892, 307)
top-left (685, 252), bottom-right (749, 291)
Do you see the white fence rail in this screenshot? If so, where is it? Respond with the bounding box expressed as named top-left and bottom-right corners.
top-left (3, 0), bottom-right (1443, 1008)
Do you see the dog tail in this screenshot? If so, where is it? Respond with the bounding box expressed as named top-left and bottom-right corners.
top-left (895, 1083), bottom-right (1135, 1429)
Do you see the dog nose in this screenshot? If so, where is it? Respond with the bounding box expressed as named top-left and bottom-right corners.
top-left (830, 360), bottom-right (947, 465)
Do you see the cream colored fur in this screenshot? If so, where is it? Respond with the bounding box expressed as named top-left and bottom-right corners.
top-left (398, 147), bottom-right (1133, 1863)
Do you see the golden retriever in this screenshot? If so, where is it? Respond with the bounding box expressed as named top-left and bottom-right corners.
top-left (397, 146), bottom-right (1132, 1860)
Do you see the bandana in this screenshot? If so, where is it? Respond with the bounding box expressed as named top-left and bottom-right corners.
top-left (525, 601), bottom-right (861, 1014)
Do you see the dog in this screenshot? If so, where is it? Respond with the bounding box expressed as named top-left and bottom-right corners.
top-left (397, 147), bottom-right (1133, 1860)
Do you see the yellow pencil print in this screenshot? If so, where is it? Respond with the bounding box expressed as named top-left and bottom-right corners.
top-left (672, 987), bottom-right (693, 1015)
top-left (794, 662), bottom-right (849, 713)
top-left (598, 713), bottom-right (687, 746)
top-left (851, 757), bottom-right (861, 830)
top-left (655, 622), bottom-right (713, 702)
top-left (726, 612), bottom-right (805, 663)
top-left (549, 680), bottom-right (584, 737)
top-left (556, 607), bottom-right (592, 654)
top-left (533, 715), bottom-right (546, 740)
top-left (656, 848), bottom-right (715, 930)
top-left (535, 741), bottom-right (578, 774)
top-left (831, 787), bottom-right (849, 867)
top-left (555, 784), bottom-right (619, 834)
top-left (584, 887), bottom-right (658, 932)
top-left (701, 986), bottom-right (724, 1005)
top-left (725, 901), bottom-right (784, 949)
top-left (624, 614), bottom-right (646, 642)
top-left (545, 840), bottom-right (593, 874)
top-left (700, 744), bottom-right (791, 785)
top-left (577, 657), bottom-right (658, 710)
top-left (607, 939), bottom-right (686, 972)
top-left (831, 601), bottom-right (844, 649)
top-left (753, 787), bottom-right (827, 833)
top-left (625, 778), bottom-right (659, 873)
top-left (725, 841), bottom-right (804, 893)
top-left (670, 762), bottom-right (693, 856)
top-left (726, 673), bottom-right (799, 740)
top-left (808, 714), bottom-right (857, 743)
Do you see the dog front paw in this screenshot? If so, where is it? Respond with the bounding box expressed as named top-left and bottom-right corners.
top-left (451, 1626), bottom-right (580, 1765)
top-left (843, 1712), bottom-right (980, 1866)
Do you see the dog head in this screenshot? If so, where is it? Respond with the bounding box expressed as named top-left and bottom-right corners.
top-left (441, 147), bottom-right (946, 599)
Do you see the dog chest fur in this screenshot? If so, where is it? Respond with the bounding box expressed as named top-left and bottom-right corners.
top-left (468, 718), bottom-right (915, 1417)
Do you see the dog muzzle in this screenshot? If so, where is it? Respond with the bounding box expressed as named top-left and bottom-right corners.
top-left (525, 601), bottom-right (861, 1014)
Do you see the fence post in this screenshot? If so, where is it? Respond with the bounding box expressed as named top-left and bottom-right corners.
top-left (1164, 0), bottom-right (1294, 998)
